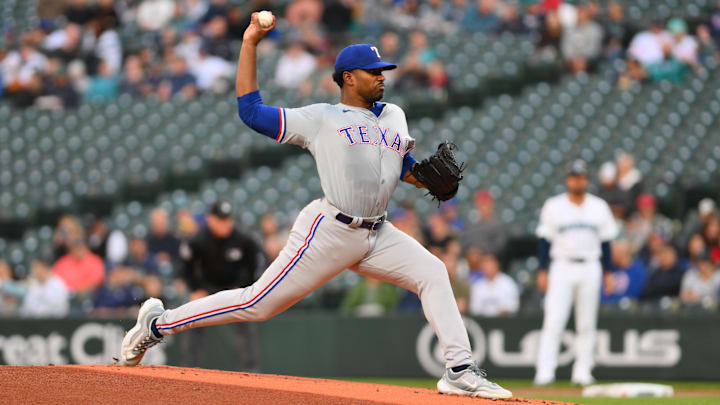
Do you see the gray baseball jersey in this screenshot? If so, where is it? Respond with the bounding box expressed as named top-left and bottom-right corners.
top-left (281, 102), bottom-right (415, 217)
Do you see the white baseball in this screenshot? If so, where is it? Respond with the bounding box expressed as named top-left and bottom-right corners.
top-left (257, 11), bottom-right (273, 28)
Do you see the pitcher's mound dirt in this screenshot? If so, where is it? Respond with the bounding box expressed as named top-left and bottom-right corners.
top-left (0, 365), bottom-right (570, 405)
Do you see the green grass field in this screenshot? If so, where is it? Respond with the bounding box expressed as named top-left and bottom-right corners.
top-left (342, 378), bottom-right (720, 405)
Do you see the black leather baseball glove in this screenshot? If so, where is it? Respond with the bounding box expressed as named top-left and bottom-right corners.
top-left (410, 141), bottom-right (465, 202)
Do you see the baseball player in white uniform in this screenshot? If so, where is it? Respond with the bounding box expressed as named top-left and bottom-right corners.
top-left (534, 160), bottom-right (618, 386)
top-left (120, 12), bottom-right (511, 399)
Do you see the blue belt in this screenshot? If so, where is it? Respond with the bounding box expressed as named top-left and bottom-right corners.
top-left (335, 213), bottom-right (385, 231)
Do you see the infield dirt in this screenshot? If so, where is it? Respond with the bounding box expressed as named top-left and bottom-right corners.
top-left (0, 365), bottom-right (571, 405)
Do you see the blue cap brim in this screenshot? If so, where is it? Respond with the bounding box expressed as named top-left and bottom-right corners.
top-left (358, 61), bottom-right (397, 71)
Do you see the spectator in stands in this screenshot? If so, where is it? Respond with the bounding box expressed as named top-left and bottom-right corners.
top-left (463, 246), bottom-right (485, 278)
top-left (175, 28), bottom-right (203, 65)
top-left (424, 213), bottom-right (454, 254)
top-left (426, 60), bottom-right (450, 90)
top-left (627, 194), bottom-right (673, 256)
top-left (681, 251), bottom-right (720, 306)
top-left (85, 60), bottom-right (119, 103)
top-left (340, 276), bottom-right (399, 316)
top-left (418, 0), bottom-right (459, 35)
top-left (0, 260), bottom-right (22, 316)
top-left (498, 2), bottom-right (530, 35)
top-left (190, 45), bottom-right (233, 93)
top-left (442, 249), bottom-right (470, 314)
top-left (147, 207), bottom-right (180, 264)
top-left (394, 30), bottom-right (437, 90)
top-left (42, 23), bottom-right (83, 63)
top-left (623, 20), bottom-right (674, 84)
top-left (93, 265), bottom-right (143, 315)
top-left (441, 199), bottom-right (465, 234)
top-left (137, 0), bottom-right (176, 32)
top-left (627, 20), bottom-right (671, 68)
top-left (461, 190), bottom-right (508, 257)
top-left (158, 56), bottom-right (197, 100)
top-left (667, 18), bottom-right (699, 69)
top-left (1, 43), bottom-right (48, 107)
top-left (709, 0), bottom-right (720, 48)
top-left (615, 153), bottom-right (642, 202)
top-left (378, 31), bottom-right (402, 84)
top-left (87, 14), bottom-right (122, 76)
top-left (52, 215), bottom-right (84, 259)
top-left (119, 55), bottom-right (152, 97)
top-left (537, 10), bottom-right (563, 60)
top-left (683, 198), bottom-right (717, 242)
top-left (284, 0), bottom-right (327, 53)
top-left (38, 57), bottom-right (80, 109)
top-left (125, 236), bottom-right (159, 275)
top-left (469, 254), bottom-right (519, 316)
top-left (226, 6), bottom-right (252, 40)
top-left (597, 161), bottom-right (630, 226)
top-left (639, 244), bottom-right (684, 301)
top-left (176, 208), bottom-right (199, 239)
top-left (19, 259), bottom-right (70, 318)
top-left (259, 213), bottom-right (288, 262)
top-left (53, 235), bottom-right (106, 294)
top-left (202, 15), bottom-right (233, 60)
top-left (200, 0), bottom-right (230, 24)
top-left (462, 0), bottom-right (500, 33)
top-left (86, 218), bottom-right (127, 265)
top-left (599, 1), bottom-right (632, 60)
top-left (696, 24), bottom-right (720, 65)
top-left (64, 0), bottom-right (96, 25)
top-left (602, 240), bottom-right (647, 303)
top-left (561, 5), bottom-right (603, 73)
top-left (274, 41), bottom-right (317, 89)
top-left (321, 0), bottom-right (354, 36)
top-left (687, 233), bottom-right (707, 263)
top-left (701, 216), bottom-right (720, 265)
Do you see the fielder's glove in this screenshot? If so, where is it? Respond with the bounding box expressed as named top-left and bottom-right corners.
top-left (410, 141), bottom-right (465, 202)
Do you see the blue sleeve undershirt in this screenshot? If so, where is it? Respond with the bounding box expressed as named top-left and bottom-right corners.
top-left (237, 90), bottom-right (285, 141)
top-left (601, 241), bottom-right (612, 271)
top-left (538, 238), bottom-right (550, 270)
top-left (400, 154), bottom-right (416, 180)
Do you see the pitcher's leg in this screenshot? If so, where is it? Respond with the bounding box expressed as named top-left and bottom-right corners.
top-left (156, 205), bottom-right (366, 335)
top-left (534, 263), bottom-right (574, 384)
top-left (571, 263), bottom-right (602, 383)
top-left (356, 223), bottom-right (472, 368)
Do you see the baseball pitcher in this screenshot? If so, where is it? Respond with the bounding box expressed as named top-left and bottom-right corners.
top-left (120, 12), bottom-right (510, 399)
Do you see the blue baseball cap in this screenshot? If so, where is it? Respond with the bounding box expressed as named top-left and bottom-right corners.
top-left (334, 44), bottom-right (397, 73)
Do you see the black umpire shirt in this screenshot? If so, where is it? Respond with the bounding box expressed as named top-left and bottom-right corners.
top-left (180, 227), bottom-right (262, 293)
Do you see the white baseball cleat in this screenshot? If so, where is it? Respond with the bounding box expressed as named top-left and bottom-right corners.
top-left (120, 298), bottom-right (165, 366)
top-left (533, 376), bottom-right (556, 386)
top-left (437, 364), bottom-right (512, 399)
top-left (571, 376), bottom-right (596, 386)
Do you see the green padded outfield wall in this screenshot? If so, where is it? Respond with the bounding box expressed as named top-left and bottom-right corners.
top-left (0, 313), bottom-right (718, 380)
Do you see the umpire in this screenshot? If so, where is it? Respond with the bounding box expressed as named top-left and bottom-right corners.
top-left (179, 200), bottom-right (263, 370)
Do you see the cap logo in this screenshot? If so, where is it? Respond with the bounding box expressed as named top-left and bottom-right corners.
top-left (370, 46), bottom-right (381, 58)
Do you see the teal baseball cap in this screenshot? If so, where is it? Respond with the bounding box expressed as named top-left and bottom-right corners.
top-left (667, 17), bottom-right (687, 34)
top-left (334, 44), bottom-right (397, 73)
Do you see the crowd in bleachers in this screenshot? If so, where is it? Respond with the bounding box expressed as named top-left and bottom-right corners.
top-left (1, 151), bottom-right (719, 318)
top-left (1, 0), bottom-right (720, 109)
top-left (1, 1), bottom-right (720, 318)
